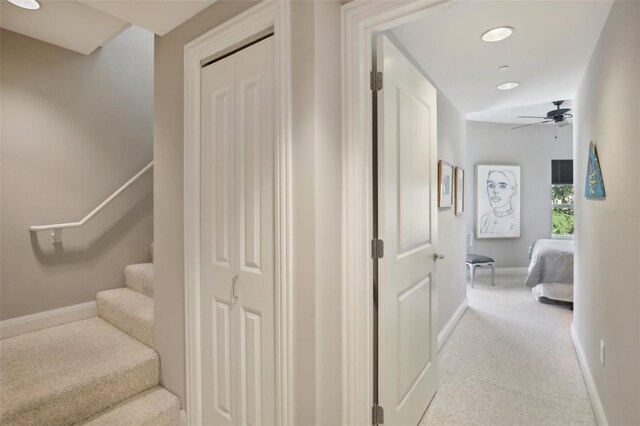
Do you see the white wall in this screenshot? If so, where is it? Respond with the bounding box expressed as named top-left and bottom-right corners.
top-left (435, 94), bottom-right (468, 336)
top-left (1, 27), bottom-right (154, 320)
top-left (466, 121), bottom-right (572, 267)
top-left (572, 1), bottom-right (640, 425)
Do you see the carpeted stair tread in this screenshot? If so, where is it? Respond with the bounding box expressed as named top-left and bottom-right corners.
top-left (97, 288), bottom-right (154, 348)
top-left (76, 386), bottom-right (180, 426)
top-left (125, 263), bottom-right (154, 297)
top-left (0, 317), bottom-right (159, 426)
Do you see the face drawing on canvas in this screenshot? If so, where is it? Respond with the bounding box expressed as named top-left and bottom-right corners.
top-left (481, 170), bottom-right (518, 236)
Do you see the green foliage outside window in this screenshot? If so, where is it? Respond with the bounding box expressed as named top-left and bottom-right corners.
top-left (552, 184), bottom-right (574, 236)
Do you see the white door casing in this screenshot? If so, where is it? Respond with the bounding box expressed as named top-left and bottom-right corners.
top-left (184, 2), bottom-right (292, 425)
top-left (200, 37), bottom-right (275, 425)
top-left (341, 1), bottom-right (452, 424)
top-left (376, 35), bottom-right (438, 426)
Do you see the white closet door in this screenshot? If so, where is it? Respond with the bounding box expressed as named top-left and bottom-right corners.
top-left (200, 36), bottom-right (275, 426)
top-left (234, 37), bottom-right (275, 426)
top-left (201, 52), bottom-right (238, 426)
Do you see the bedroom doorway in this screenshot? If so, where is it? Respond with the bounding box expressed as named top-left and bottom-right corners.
top-left (342, 0), bottom-right (605, 424)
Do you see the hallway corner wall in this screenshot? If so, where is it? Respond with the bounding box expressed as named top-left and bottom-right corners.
top-left (572, 1), bottom-right (640, 425)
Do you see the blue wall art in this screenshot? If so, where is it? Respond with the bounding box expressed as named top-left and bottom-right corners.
top-left (585, 141), bottom-right (605, 198)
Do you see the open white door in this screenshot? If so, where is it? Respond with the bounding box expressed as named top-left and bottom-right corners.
top-left (375, 34), bottom-right (439, 426)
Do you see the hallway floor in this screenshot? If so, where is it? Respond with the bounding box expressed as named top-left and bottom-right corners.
top-left (420, 273), bottom-right (596, 426)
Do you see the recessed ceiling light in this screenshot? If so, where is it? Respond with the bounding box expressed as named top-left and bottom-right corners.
top-left (6, 0), bottom-right (40, 9)
top-left (497, 81), bottom-right (519, 90)
top-left (481, 26), bottom-right (514, 42)
top-left (498, 65), bottom-right (510, 71)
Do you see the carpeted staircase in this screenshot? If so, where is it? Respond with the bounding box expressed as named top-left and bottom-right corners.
top-left (0, 243), bottom-right (180, 426)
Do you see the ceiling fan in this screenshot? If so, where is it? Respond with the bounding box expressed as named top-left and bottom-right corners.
top-left (512, 100), bottom-right (573, 130)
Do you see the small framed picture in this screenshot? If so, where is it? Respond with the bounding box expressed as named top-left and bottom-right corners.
top-left (438, 160), bottom-right (454, 208)
top-left (455, 167), bottom-right (464, 215)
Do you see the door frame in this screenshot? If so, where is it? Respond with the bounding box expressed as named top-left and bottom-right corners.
top-left (184, 1), bottom-right (293, 425)
top-left (341, 1), bottom-right (453, 424)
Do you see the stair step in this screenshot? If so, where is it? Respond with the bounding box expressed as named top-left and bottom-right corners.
top-left (97, 288), bottom-right (154, 348)
top-left (125, 263), bottom-right (154, 297)
top-left (0, 317), bottom-right (159, 426)
top-left (76, 386), bottom-right (180, 426)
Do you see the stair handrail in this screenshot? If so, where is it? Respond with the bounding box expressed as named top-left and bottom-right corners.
top-left (30, 161), bottom-right (154, 244)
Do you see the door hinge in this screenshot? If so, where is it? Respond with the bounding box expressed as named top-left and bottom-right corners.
top-left (372, 403), bottom-right (384, 425)
top-left (371, 238), bottom-right (384, 259)
top-left (370, 71), bottom-right (383, 91)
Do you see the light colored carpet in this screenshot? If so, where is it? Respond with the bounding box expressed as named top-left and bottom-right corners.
top-left (97, 287), bottom-right (154, 348)
top-left (125, 263), bottom-right (154, 297)
top-left (76, 386), bottom-right (180, 426)
top-left (0, 317), bottom-right (159, 425)
top-left (420, 273), bottom-right (596, 426)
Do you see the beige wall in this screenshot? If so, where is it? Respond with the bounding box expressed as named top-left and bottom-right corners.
top-left (154, 1), bottom-right (343, 420)
top-left (0, 27), bottom-right (154, 320)
top-left (572, 1), bottom-right (640, 424)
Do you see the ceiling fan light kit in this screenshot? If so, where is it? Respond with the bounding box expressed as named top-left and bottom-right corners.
top-left (512, 100), bottom-right (573, 132)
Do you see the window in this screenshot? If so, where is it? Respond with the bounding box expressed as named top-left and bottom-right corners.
top-left (551, 160), bottom-right (574, 237)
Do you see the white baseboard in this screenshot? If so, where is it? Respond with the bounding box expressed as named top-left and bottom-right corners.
top-left (438, 297), bottom-right (468, 352)
top-left (571, 324), bottom-right (608, 426)
top-left (471, 267), bottom-right (528, 277)
top-left (178, 409), bottom-right (187, 426)
top-left (0, 301), bottom-right (97, 340)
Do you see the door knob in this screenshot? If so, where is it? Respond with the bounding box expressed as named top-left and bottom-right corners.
top-left (433, 253), bottom-right (445, 261)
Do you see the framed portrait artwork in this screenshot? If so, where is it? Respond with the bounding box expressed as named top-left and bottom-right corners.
top-left (455, 167), bottom-right (464, 215)
top-left (476, 164), bottom-right (521, 238)
top-left (438, 161), bottom-right (454, 208)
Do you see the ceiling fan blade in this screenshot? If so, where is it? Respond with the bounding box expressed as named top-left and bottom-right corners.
top-left (517, 116), bottom-right (547, 119)
top-left (512, 120), bottom-right (552, 130)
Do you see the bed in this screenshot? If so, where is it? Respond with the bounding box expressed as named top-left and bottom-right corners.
top-left (525, 239), bottom-right (574, 303)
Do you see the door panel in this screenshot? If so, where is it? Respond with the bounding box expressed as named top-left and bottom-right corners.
top-left (234, 37), bottom-right (275, 426)
top-left (377, 34), bottom-right (438, 426)
top-left (200, 36), bottom-right (275, 426)
top-left (238, 77), bottom-right (263, 273)
top-left (201, 53), bottom-right (237, 426)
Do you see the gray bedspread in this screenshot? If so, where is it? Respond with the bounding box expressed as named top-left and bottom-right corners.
top-left (525, 239), bottom-right (574, 287)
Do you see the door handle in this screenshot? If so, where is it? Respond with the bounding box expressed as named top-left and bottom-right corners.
top-left (232, 275), bottom-right (239, 305)
top-left (433, 252), bottom-right (445, 261)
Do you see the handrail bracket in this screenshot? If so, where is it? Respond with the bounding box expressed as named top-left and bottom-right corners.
top-left (52, 229), bottom-right (63, 245)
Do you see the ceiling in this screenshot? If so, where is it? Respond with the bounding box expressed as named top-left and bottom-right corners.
top-left (1, 0), bottom-right (216, 55)
top-left (391, 0), bottom-right (613, 123)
